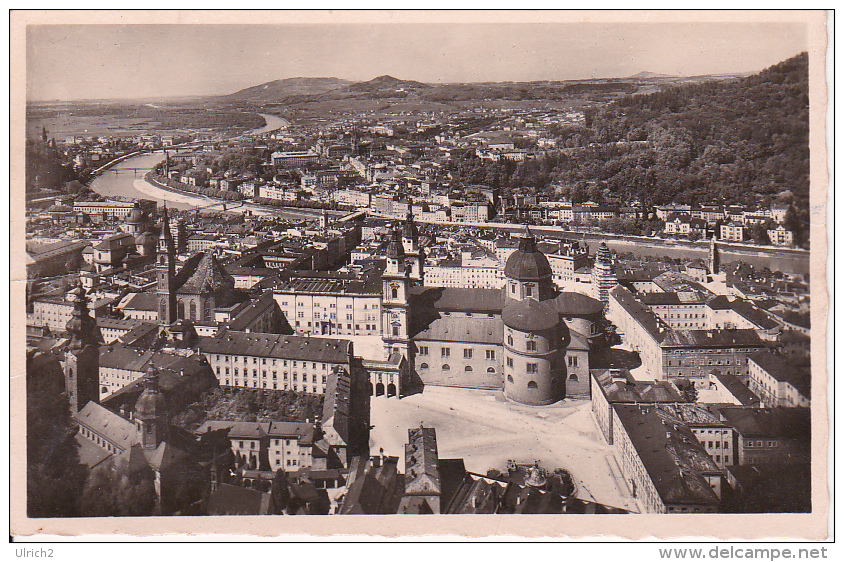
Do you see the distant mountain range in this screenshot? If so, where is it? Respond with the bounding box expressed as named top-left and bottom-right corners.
top-left (221, 77), bottom-right (352, 101)
top-left (346, 74), bottom-right (429, 92)
top-left (628, 71), bottom-right (674, 79)
top-left (220, 71), bottom-right (749, 104)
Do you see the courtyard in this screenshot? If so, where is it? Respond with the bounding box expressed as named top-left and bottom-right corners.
top-left (368, 385), bottom-right (640, 512)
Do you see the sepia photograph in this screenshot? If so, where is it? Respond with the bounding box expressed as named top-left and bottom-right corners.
top-left (9, 9), bottom-right (831, 541)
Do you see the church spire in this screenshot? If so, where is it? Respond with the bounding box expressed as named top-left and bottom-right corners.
top-left (157, 205), bottom-right (177, 329)
top-left (64, 285), bottom-right (100, 414)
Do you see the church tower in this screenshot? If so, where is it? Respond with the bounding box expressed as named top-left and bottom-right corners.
top-left (401, 213), bottom-right (424, 285)
top-left (170, 216), bottom-right (187, 255)
top-left (592, 242), bottom-right (617, 305)
top-left (157, 205), bottom-right (177, 330)
top-left (134, 366), bottom-right (168, 451)
top-left (64, 286), bottom-right (100, 414)
top-left (709, 235), bottom-right (720, 275)
top-left (351, 122), bottom-right (359, 156)
top-left (382, 226), bottom-right (411, 358)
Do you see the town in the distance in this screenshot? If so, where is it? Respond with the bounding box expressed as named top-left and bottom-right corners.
top-left (25, 53), bottom-right (811, 517)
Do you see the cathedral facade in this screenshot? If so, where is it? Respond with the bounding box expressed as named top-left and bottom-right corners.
top-left (383, 218), bottom-right (604, 405)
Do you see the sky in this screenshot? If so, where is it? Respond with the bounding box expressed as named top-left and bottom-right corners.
top-left (26, 22), bottom-right (808, 101)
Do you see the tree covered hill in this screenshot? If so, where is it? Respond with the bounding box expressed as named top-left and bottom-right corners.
top-left (582, 52), bottom-right (809, 212)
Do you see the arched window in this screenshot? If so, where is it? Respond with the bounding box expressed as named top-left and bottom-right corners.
top-left (507, 374), bottom-right (514, 383)
top-left (487, 367), bottom-right (496, 373)
top-left (392, 287), bottom-right (398, 299)
top-left (568, 374), bottom-right (579, 382)
top-left (464, 366), bottom-right (473, 372)
top-left (189, 301), bottom-right (197, 321)
top-left (442, 364), bottom-right (450, 371)
top-left (101, 386), bottom-right (108, 394)
top-left (527, 381), bottom-right (538, 389)
top-left (419, 363), bottom-right (429, 370)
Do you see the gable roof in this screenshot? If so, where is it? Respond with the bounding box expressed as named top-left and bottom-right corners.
top-left (74, 401), bottom-right (139, 449)
top-left (198, 330), bottom-right (352, 364)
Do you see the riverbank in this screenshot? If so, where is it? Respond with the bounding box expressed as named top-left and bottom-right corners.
top-left (249, 113), bottom-right (290, 135)
top-left (133, 177), bottom-right (218, 209)
top-left (411, 217), bottom-right (810, 274)
top-left (142, 172), bottom-right (344, 219)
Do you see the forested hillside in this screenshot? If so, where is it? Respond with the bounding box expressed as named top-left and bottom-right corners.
top-left (448, 53), bottom-right (810, 224)
top-left (585, 52), bottom-right (809, 211)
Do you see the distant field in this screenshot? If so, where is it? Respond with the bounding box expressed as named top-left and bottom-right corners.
top-left (27, 102), bottom-right (264, 139)
top-left (453, 99), bottom-right (588, 111)
top-left (372, 100), bottom-right (460, 116)
top-left (26, 115), bottom-right (167, 139)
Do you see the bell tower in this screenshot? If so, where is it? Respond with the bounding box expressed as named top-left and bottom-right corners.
top-left (157, 205), bottom-right (177, 330)
top-left (134, 366), bottom-right (169, 451)
top-left (709, 235), bottom-right (720, 275)
top-left (401, 212), bottom-right (424, 285)
top-left (382, 226), bottom-right (411, 358)
top-left (63, 286), bottom-right (101, 414)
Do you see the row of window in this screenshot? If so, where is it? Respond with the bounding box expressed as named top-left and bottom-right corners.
top-left (418, 363), bottom-right (496, 373)
top-left (282, 301), bottom-right (378, 310)
top-left (506, 375), bottom-right (539, 389)
top-left (745, 440), bottom-right (779, 448)
top-left (216, 367), bottom-right (326, 383)
top-left (225, 379), bottom-right (321, 393)
top-left (214, 355), bottom-right (328, 370)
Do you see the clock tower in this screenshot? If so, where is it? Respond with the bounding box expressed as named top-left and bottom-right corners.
top-left (382, 226), bottom-right (411, 358)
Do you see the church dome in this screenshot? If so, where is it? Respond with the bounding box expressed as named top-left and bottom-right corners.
top-left (503, 226), bottom-right (552, 281)
top-left (134, 366), bottom-right (166, 420)
top-left (402, 213), bottom-right (419, 239)
top-left (553, 292), bottom-right (604, 318)
top-left (502, 298), bottom-right (561, 332)
top-left (126, 204), bottom-right (147, 225)
top-left (386, 227), bottom-right (405, 259)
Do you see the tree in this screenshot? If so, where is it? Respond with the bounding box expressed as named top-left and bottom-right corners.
top-left (113, 474), bottom-right (157, 516)
top-left (750, 223), bottom-right (771, 245)
top-left (27, 354), bottom-right (88, 517)
top-left (270, 469), bottom-right (291, 514)
top-left (674, 378), bottom-right (699, 403)
top-left (78, 461), bottom-right (119, 517)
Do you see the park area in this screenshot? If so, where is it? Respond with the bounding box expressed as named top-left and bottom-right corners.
top-left (368, 385), bottom-right (640, 512)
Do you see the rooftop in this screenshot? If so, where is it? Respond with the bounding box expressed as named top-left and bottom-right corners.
top-left (198, 330), bottom-right (352, 364)
top-left (717, 406), bottom-right (811, 440)
top-left (614, 404), bottom-right (721, 508)
top-left (749, 352), bottom-right (811, 397)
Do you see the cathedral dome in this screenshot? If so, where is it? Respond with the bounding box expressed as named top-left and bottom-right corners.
top-left (502, 298), bottom-right (561, 332)
top-left (503, 226), bottom-right (552, 281)
top-left (134, 366), bottom-right (167, 420)
top-left (401, 213), bottom-right (419, 239)
top-left (126, 204), bottom-right (147, 225)
top-left (386, 228), bottom-right (405, 259)
top-left (553, 291), bottom-right (604, 318)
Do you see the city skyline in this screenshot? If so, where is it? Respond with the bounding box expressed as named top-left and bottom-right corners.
top-left (26, 21), bottom-right (808, 101)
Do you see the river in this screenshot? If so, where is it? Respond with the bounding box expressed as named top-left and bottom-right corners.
top-left (428, 222), bottom-right (811, 275)
top-left (90, 112), bottom-right (290, 211)
top-left (249, 113), bottom-right (290, 135)
top-left (88, 112), bottom-right (809, 274)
